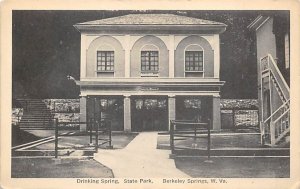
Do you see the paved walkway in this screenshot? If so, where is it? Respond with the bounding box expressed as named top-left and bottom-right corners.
top-left (94, 132), bottom-right (190, 178)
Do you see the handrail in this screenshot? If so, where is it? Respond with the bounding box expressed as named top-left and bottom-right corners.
top-left (273, 108), bottom-right (290, 124)
top-left (263, 99), bottom-right (290, 124)
top-left (268, 54), bottom-right (290, 93)
top-left (260, 54), bottom-right (290, 146)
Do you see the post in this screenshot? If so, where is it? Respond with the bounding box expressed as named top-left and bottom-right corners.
top-left (270, 122), bottom-right (276, 146)
top-left (207, 119), bottom-right (211, 160)
top-left (53, 101), bottom-right (56, 113)
top-left (108, 120), bottom-right (113, 149)
top-left (168, 95), bottom-right (176, 130)
top-left (123, 95), bottom-right (131, 131)
top-left (232, 108), bottom-right (236, 131)
top-left (194, 124), bottom-right (197, 142)
top-left (89, 118), bottom-right (93, 144)
top-left (170, 121), bottom-right (175, 155)
top-left (95, 120), bottom-right (99, 153)
top-left (79, 96), bottom-right (87, 131)
top-left (54, 118), bottom-right (58, 158)
top-left (212, 96), bottom-right (221, 130)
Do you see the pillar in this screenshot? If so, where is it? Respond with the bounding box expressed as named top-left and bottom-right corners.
top-left (125, 35), bottom-right (131, 77)
top-left (212, 95), bottom-right (221, 130)
top-left (169, 35), bottom-right (175, 78)
top-left (168, 95), bottom-right (176, 130)
top-left (80, 96), bottom-right (87, 131)
top-left (80, 34), bottom-right (86, 78)
top-left (123, 95), bottom-right (131, 132)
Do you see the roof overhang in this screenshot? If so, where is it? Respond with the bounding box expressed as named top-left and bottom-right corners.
top-left (77, 78), bottom-right (225, 93)
top-left (74, 24), bottom-right (227, 34)
top-left (247, 15), bottom-right (270, 31)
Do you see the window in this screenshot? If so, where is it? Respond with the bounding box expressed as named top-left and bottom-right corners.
top-left (141, 51), bottom-right (159, 72)
top-left (185, 51), bottom-right (203, 71)
top-left (97, 51), bottom-right (114, 71)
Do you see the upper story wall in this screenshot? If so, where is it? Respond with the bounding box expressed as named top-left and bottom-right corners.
top-left (175, 35), bottom-right (214, 77)
top-left (86, 36), bottom-right (125, 77)
top-left (81, 34), bottom-right (220, 79)
top-left (255, 18), bottom-right (277, 64)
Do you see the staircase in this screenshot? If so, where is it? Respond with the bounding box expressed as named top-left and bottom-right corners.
top-left (260, 54), bottom-right (290, 147)
top-left (17, 99), bottom-right (54, 130)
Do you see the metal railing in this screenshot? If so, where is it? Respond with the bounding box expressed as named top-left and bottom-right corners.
top-left (53, 118), bottom-right (113, 158)
top-left (170, 119), bottom-right (211, 159)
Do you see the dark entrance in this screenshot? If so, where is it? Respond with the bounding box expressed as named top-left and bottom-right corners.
top-left (131, 96), bottom-right (168, 132)
top-left (86, 96), bottom-right (124, 131)
top-left (176, 96), bottom-right (212, 124)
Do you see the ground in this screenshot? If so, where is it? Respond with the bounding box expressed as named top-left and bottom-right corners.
top-left (11, 157), bottom-right (113, 178)
top-left (12, 129), bottom-right (138, 178)
top-left (175, 156), bottom-right (289, 178)
top-left (12, 129), bottom-right (289, 178)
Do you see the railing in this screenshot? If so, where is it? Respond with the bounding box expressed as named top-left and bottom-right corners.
top-left (170, 119), bottom-right (211, 159)
top-left (87, 118), bottom-right (113, 152)
top-left (52, 118), bottom-right (112, 158)
top-left (260, 54), bottom-right (290, 146)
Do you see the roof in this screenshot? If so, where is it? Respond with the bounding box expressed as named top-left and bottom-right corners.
top-left (74, 14), bottom-right (227, 34)
top-left (76, 14), bottom-right (226, 26)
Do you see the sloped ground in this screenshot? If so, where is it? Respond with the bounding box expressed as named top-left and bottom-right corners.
top-left (11, 157), bottom-right (113, 178)
top-left (175, 156), bottom-right (289, 178)
top-left (157, 133), bottom-right (261, 150)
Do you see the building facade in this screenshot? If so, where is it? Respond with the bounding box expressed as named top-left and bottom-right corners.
top-left (74, 14), bottom-right (227, 132)
top-left (248, 14), bottom-right (290, 146)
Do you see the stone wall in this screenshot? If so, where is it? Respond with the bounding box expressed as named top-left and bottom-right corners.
top-left (13, 99), bottom-right (259, 129)
top-left (220, 99), bottom-right (258, 109)
top-left (12, 108), bottom-right (23, 125)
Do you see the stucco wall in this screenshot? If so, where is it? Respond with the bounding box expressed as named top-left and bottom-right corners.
top-left (175, 35), bottom-right (214, 77)
top-left (255, 18), bottom-right (277, 122)
top-left (256, 18), bottom-right (277, 65)
top-left (130, 35), bottom-right (169, 77)
top-left (86, 36), bottom-right (125, 77)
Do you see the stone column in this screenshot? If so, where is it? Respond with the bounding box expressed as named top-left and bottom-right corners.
top-left (212, 95), bottom-right (221, 130)
top-left (123, 95), bottom-right (131, 132)
top-left (168, 95), bottom-right (176, 130)
top-left (79, 96), bottom-right (87, 131)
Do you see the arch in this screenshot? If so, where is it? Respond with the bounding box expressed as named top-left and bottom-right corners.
top-left (140, 44), bottom-right (159, 51)
top-left (184, 44), bottom-right (204, 51)
top-left (130, 35), bottom-right (169, 77)
top-left (175, 35), bottom-right (214, 77)
top-left (88, 35), bottom-right (124, 50)
top-left (86, 35), bottom-right (125, 77)
top-left (96, 43), bottom-right (115, 51)
top-left (175, 35), bottom-right (213, 50)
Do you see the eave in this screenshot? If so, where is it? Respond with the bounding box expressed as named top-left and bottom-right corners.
top-left (77, 78), bottom-right (225, 87)
top-left (73, 24), bottom-right (227, 34)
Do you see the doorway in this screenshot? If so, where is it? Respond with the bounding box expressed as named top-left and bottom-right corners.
top-left (131, 96), bottom-right (168, 132)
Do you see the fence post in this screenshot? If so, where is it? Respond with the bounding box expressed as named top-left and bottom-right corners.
top-left (206, 119), bottom-right (211, 162)
top-left (108, 120), bottom-right (112, 148)
top-left (232, 108), bottom-right (236, 130)
top-left (270, 121), bottom-right (276, 146)
top-left (89, 118), bottom-right (93, 144)
top-left (95, 120), bottom-right (99, 153)
top-left (170, 120), bottom-right (175, 155)
top-left (54, 118), bottom-right (58, 158)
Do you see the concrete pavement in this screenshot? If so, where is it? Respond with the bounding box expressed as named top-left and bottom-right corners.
top-left (94, 132), bottom-right (189, 178)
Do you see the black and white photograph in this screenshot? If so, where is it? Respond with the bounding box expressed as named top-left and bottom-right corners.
top-left (1, 1), bottom-right (300, 188)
